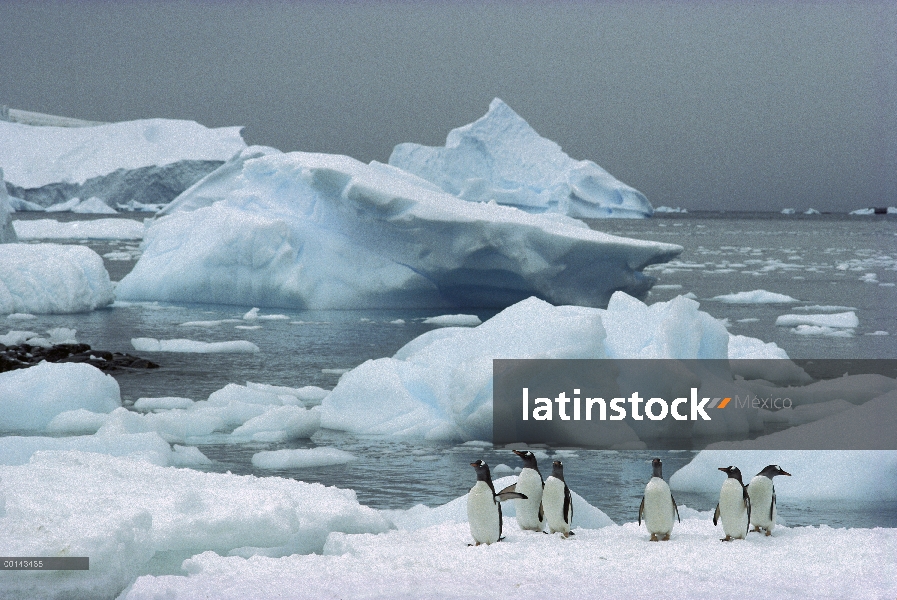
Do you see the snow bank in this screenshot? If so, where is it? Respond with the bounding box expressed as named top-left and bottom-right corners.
top-left (0, 362), bottom-right (120, 431)
top-left (320, 293), bottom-right (779, 441)
top-left (0, 243), bottom-right (114, 313)
top-left (122, 515), bottom-right (897, 600)
top-left (13, 218), bottom-right (145, 240)
top-left (423, 313), bottom-right (482, 327)
top-left (116, 150), bottom-right (680, 309)
top-left (671, 449), bottom-right (897, 501)
top-left (251, 447), bottom-right (356, 469)
top-left (0, 432), bottom-right (174, 466)
top-left (0, 451), bottom-right (392, 600)
top-left (131, 338), bottom-right (260, 353)
top-left (710, 290), bottom-right (799, 304)
top-left (0, 118), bottom-right (245, 189)
top-left (389, 98), bottom-right (654, 219)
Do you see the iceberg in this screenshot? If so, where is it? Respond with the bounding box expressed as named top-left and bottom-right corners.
top-left (389, 98), bottom-right (654, 219)
top-left (0, 168), bottom-right (17, 242)
top-left (116, 151), bottom-right (681, 309)
top-left (0, 243), bottom-right (115, 314)
top-left (0, 117), bottom-right (246, 209)
top-left (319, 293), bottom-right (782, 442)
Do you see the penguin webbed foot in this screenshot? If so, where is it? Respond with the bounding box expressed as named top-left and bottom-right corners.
top-left (721, 535), bottom-right (733, 542)
top-left (765, 529), bottom-right (772, 537)
top-left (752, 525), bottom-right (761, 532)
top-left (649, 533), bottom-right (659, 542)
top-left (662, 534), bottom-right (670, 541)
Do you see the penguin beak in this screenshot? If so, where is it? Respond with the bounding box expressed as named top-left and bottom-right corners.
top-left (470, 461), bottom-right (480, 468)
top-left (718, 467), bottom-right (728, 473)
top-left (781, 470), bottom-right (791, 476)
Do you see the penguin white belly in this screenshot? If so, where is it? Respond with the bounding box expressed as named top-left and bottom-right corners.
top-left (514, 468), bottom-right (544, 531)
top-left (467, 481), bottom-right (500, 545)
top-left (643, 478), bottom-right (675, 536)
top-left (747, 476), bottom-right (775, 532)
top-left (718, 479), bottom-right (749, 539)
top-left (542, 476), bottom-right (571, 535)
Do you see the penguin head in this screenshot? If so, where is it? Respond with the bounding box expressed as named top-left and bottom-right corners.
top-left (757, 464), bottom-right (791, 479)
top-left (513, 449), bottom-right (539, 470)
top-left (470, 459), bottom-right (492, 482)
top-left (551, 460), bottom-right (565, 481)
top-left (718, 465), bottom-right (743, 483)
top-left (651, 457), bottom-right (663, 479)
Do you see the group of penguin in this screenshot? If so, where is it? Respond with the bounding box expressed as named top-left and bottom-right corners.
top-left (467, 451), bottom-right (791, 545)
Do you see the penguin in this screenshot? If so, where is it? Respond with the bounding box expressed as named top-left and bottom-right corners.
top-left (504, 450), bottom-right (545, 531)
top-left (467, 460), bottom-right (527, 546)
top-left (747, 464), bottom-right (790, 536)
top-left (638, 457), bottom-right (680, 541)
top-left (542, 460), bottom-right (574, 538)
top-left (713, 466), bottom-right (751, 541)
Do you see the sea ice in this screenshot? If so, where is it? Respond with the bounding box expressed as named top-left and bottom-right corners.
top-left (320, 293), bottom-right (786, 442)
top-left (134, 397), bottom-right (196, 411)
top-left (0, 243), bottom-right (114, 314)
top-left (116, 149), bottom-right (680, 309)
top-left (422, 314), bottom-right (482, 327)
top-left (710, 290), bottom-right (799, 303)
top-left (0, 362), bottom-right (120, 431)
top-left (131, 338), bottom-right (260, 353)
top-left (775, 312), bottom-right (859, 328)
top-left (0, 451), bottom-right (391, 599)
top-left (13, 218), bottom-right (145, 240)
top-left (389, 98), bottom-right (654, 219)
top-left (0, 118), bottom-right (245, 189)
top-left (251, 447), bottom-right (356, 469)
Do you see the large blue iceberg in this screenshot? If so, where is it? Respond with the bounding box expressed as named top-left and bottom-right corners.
top-left (116, 151), bottom-right (680, 309)
top-left (389, 99), bottom-right (654, 219)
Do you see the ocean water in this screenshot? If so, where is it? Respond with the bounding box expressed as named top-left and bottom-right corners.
top-left (7, 211), bottom-right (897, 527)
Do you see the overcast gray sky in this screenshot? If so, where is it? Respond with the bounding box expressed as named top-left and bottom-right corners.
top-left (1, 1), bottom-right (894, 212)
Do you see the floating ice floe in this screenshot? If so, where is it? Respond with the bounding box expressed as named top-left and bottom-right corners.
top-left (0, 362), bottom-right (120, 431)
top-left (13, 218), bottom-right (145, 240)
top-left (653, 206), bottom-right (687, 213)
top-left (0, 244), bottom-right (114, 314)
top-left (251, 447), bottom-right (356, 469)
top-left (775, 312), bottom-right (858, 328)
top-left (320, 293), bottom-right (793, 442)
top-left (131, 338), bottom-right (260, 353)
top-left (0, 450), bottom-right (391, 599)
top-left (46, 196), bottom-right (118, 214)
top-left (710, 290), bottom-right (799, 304)
top-left (422, 314), bottom-right (482, 327)
top-left (116, 150), bottom-right (681, 309)
top-left (389, 98), bottom-right (654, 219)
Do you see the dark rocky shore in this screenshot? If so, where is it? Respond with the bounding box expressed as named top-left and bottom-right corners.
top-left (0, 342), bottom-right (159, 373)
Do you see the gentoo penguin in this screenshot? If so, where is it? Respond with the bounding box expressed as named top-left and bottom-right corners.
top-left (747, 464), bottom-right (790, 536)
top-left (505, 450), bottom-right (545, 531)
top-left (714, 466), bottom-right (751, 541)
top-left (467, 460), bottom-right (527, 546)
top-left (638, 457), bottom-right (680, 541)
top-left (542, 460), bottom-right (574, 538)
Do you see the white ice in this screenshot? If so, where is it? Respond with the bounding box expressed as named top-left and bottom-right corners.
top-left (775, 312), bottom-right (859, 328)
top-left (116, 150), bottom-right (680, 309)
top-left (422, 314), bottom-right (482, 327)
top-left (251, 447), bottom-right (356, 469)
top-left (131, 338), bottom-right (260, 353)
top-left (320, 293), bottom-right (789, 442)
top-left (13, 218), bottom-right (145, 240)
top-left (389, 98), bottom-right (654, 219)
top-left (0, 243), bottom-right (114, 314)
top-left (710, 289), bottom-right (799, 303)
top-left (0, 118), bottom-right (246, 188)
top-left (0, 362), bottom-right (120, 432)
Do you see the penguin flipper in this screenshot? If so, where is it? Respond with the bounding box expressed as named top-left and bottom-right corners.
top-left (638, 497), bottom-right (645, 526)
top-left (563, 485), bottom-right (572, 525)
top-left (713, 503), bottom-right (720, 526)
top-left (744, 489), bottom-right (752, 536)
top-left (538, 501), bottom-right (544, 524)
top-left (498, 500), bottom-right (503, 539)
top-left (670, 494), bottom-right (681, 523)
top-left (770, 487), bottom-right (776, 521)
top-left (496, 491), bottom-right (528, 502)
top-left (498, 483), bottom-right (516, 495)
